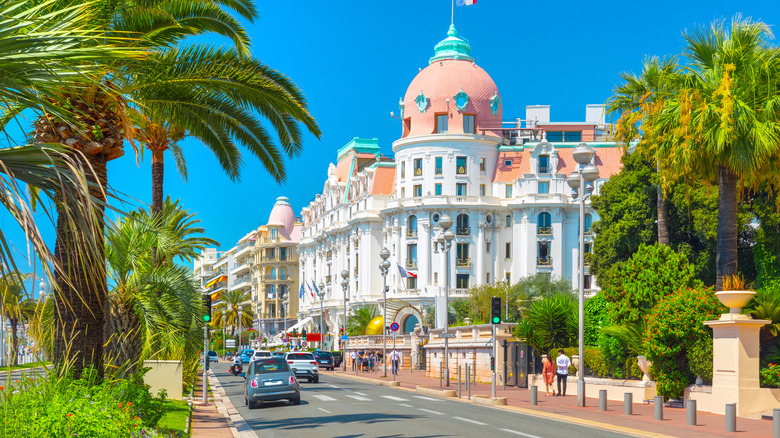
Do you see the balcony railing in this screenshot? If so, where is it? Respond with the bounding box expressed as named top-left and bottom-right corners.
top-left (435, 167), bottom-right (442, 174)
top-left (537, 226), bottom-right (552, 235)
top-left (456, 227), bottom-right (470, 236)
top-left (456, 258), bottom-right (471, 267)
top-left (326, 251), bottom-right (332, 260)
top-left (353, 267), bottom-right (358, 275)
top-left (406, 258), bottom-right (418, 268)
top-left (325, 275), bottom-right (332, 283)
top-left (537, 256), bottom-right (552, 266)
top-left (414, 168), bottom-right (422, 176)
top-left (456, 166), bottom-right (467, 175)
top-left (539, 165), bottom-right (549, 173)
top-left (407, 228), bottom-right (418, 238)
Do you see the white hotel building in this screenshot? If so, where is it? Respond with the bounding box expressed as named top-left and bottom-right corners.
top-left (296, 25), bottom-right (623, 337)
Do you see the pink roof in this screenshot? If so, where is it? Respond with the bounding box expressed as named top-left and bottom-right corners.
top-left (288, 224), bottom-right (302, 243)
top-left (371, 166), bottom-right (395, 195)
top-left (556, 147), bottom-right (624, 177)
top-left (493, 151), bottom-right (529, 183)
top-left (266, 197), bottom-right (296, 236)
top-left (336, 156), bottom-right (353, 183)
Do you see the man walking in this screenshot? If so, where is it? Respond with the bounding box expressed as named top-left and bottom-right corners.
top-left (390, 349), bottom-right (401, 375)
top-left (555, 349), bottom-right (571, 396)
top-left (351, 350), bottom-right (358, 371)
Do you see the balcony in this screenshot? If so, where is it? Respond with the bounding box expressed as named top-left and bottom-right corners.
top-left (414, 168), bottom-right (422, 176)
top-left (539, 165), bottom-right (550, 174)
top-left (234, 240), bottom-right (254, 258)
top-left (456, 166), bottom-right (467, 175)
top-left (230, 260), bottom-right (251, 275)
top-left (537, 256), bottom-right (552, 267)
top-left (326, 251), bottom-right (332, 260)
top-left (456, 258), bottom-right (471, 267)
top-left (325, 275), bottom-right (332, 284)
top-left (537, 226), bottom-right (552, 236)
top-left (456, 227), bottom-right (470, 236)
top-left (353, 267), bottom-right (359, 275)
top-left (406, 258), bottom-right (418, 268)
top-left (407, 228), bottom-right (418, 238)
top-left (435, 167), bottom-right (442, 174)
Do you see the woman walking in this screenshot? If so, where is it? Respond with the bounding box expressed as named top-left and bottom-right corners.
top-left (542, 354), bottom-right (556, 396)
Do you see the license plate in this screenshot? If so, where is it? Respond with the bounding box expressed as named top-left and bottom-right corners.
top-left (264, 380), bottom-right (283, 386)
top-left (320, 361), bottom-right (328, 364)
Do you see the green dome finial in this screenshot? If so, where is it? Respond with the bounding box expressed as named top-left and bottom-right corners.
top-left (429, 25), bottom-right (474, 64)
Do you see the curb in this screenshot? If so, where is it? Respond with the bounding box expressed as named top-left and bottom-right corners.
top-left (472, 394), bottom-right (507, 406)
top-left (207, 370), bottom-right (258, 438)
top-left (416, 385), bottom-right (456, 398)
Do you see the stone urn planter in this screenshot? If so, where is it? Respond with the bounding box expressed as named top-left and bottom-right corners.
top-left (571, 355), bottom-right (579, 377)
top-left (715, 290), bottom-right (756, 319)
top-left (637, 356), bottom-right (652, 382)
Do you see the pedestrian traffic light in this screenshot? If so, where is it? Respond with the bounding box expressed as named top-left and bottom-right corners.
top-left (491, 296), bottom-right (501, 324)
top-left (202, 293), bottom-right (212, 323)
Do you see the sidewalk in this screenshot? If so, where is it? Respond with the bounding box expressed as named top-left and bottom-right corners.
top-left (190, 372), bottom-right (250, 438)
top-left (326, 367), bottom-right (775, 438)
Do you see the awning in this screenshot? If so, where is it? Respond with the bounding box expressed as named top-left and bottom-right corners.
top-left (205, 275), bottom-right (226, 288)
top-left (284, 317), bottom-right (314, 334)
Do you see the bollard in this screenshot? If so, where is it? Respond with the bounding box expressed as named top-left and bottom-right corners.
top-left (440, 361), bottom-right (443, 388)
top-left (599, 390), bottom-right (607, 411)
top-left (687, 399), bottom-right (697, 426)
top-left (654, 396), bottom-right (664, 421)
top-left (458, 365), bottom-right (462, 398)
top-left (530, 385), bottom-right (538, 406)
top-left (773, 408), bottom-right (780, 438)
top-left (725, 403), bottom-right (736, 433)
top-left (624, 393), bottom-right (632, 416)
top-left (473, 362), bottom-right (476, 386)
top-left (465, 364), bottom-right (470, 400)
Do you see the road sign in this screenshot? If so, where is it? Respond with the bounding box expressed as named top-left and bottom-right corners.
top-left (226, 339), bottom-right (236, 348)
top-left (439, 332), bottom-right (456, 339)
top-left (340, 335), bottom-right (348, 341)
top-left (390, 322), bottom-right (400, 332)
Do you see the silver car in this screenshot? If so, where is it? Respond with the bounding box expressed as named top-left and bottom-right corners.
top-left (284, 352), bottom-right (319, 383)
top-left (244, 358), bottom-right (300, 408)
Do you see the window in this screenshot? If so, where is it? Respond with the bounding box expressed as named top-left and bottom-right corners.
top-left (538, 242), bottom-right (551, 266)
top-left (456, 242), bottom-right (469, 266)
top-left (480, 184), bottom-right (485, 196)
top-left (505, 184), bottom-right (513, 198)
top-left (407, 277), bottom-right (417, 289)
top-left (401, 161), bottom-right (405, 178)
top-left (436, 114), bottom-right (448, 133)
top-left (265, 248), bottom-right (275, 260)
top-left (266, 284), bottom-right (276, 300)
top-left (584, 275), bottom-right (592, 290)
top-left (537, 212), bottom-right (552, 235)
top-left (456, 274), bottom-right (469, 289)
top-left (463, 114), bottom-right (475, 133)
top-left (435, 183), bottom-right (442, 195)
top-left (403, 117), bottom-right (411, 136)
top-left (456, 183), bottom-right (467, 196)
top-left (435, 157), bottom-right (443, 175)
top-left (538, 155), bottom-right (550, 173)
top-left (546, 131), bottom-right (582, 142)
top-left (434, 272), bottom-right (438, 285)
top-left (414, 158), bottom-right (423, 176)
top-left (456, 214), bottom-right (469, 235)
top-left (407, 215), bottom-right (417, 237)
top-left (280, 247), bottom-right (287, 261)
top-left (504, 159), bottom-right (512, 166)
top-left (271, 228), bottom-right (278, 241)
top-left (486, 272), bottom-right (491, 283)
top-left (585, 214), bottom-right (593, 234)
top-left (407, 243), bottom-right (417, 267)
top-left (401, 187), bottom-right (405, 198)
top-left (456, 156), bottom-right (467, 174)
top-left (486, 242), bottom-right (491, 253)
top-left (505, 272), bottom-right (511, 284)
top-left (479, 157), bottom-right (486, 172)
top-left (413, 184), bottom-right (422, 197)
top-left (279, 284), bottom-right (287, 299)
top-left (506, 215), bottom-right (512, 228)
top-left (279, 267), bottom-right (287, 280)
top-left (538, 181), bottom-right (549, 194)
top-left (505, 242), bottom-right (511, 259)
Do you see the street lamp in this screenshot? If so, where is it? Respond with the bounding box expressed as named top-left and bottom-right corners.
top-left (436, 215), bottom-right (455, 385)
top-left (566, 142), bottom-right (599, 408)
top-left (282, 291), bottom-right (289, 344)
top-left (222, 309), bottom-right (226, 355)
top-left (237, 305), bottom-right (243, 351)
top-left (341, 270), bottom-right (350, 372)
top-left (379, 248), bottom-right (391, 377)
top-left (317, 282), bottom-right (326, 350)
top-left (503, 277), bottom-right (509, 321)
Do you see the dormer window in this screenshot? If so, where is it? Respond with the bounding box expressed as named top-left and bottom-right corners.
top-left (463, 114), bottom-right (475, 133)
top-left (436, 114), bottom-right (448, 133)
top-left (504, 159), bottom-right (513, 167)
top-left (538, 155), bottom-right (549, 173)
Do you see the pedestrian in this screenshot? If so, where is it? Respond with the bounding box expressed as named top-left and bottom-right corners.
top-left (555, 349), bottom-right (571, 397)
top-left (351, 349), bottom-right (358, 371)
top-left (542, 354), bottom-right (555, 396)
top-left (390, 349), bottom-right (401, 375)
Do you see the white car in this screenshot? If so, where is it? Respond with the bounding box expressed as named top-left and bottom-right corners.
top-left (284, 352), bottom-right (319, 383)
top-left (251, 350), bottom-right (273, 362)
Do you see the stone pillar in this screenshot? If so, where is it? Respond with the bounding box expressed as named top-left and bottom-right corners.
top-left (419, 222), bottom-right (431, 288)
top-left (476, 223), bottom-right (485, 284)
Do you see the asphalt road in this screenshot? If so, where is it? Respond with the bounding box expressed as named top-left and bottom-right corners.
top-left (212, 367), bottom-right (631, 438)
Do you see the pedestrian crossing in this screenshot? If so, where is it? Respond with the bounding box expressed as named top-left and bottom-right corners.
top-left (309, 389), bottom-right (444, 405)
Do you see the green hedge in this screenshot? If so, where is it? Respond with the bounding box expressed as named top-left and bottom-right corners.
top-left (547, 346), bottom-right (640, 379)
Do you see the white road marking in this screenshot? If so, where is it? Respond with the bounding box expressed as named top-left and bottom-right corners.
top-left (419, 408), bottom-right (444, 415)
top-left (398, 403), bottom-right (414, 408)
top-left (381, 395), bottom-right (408, 401)
top-left (413, 395), bottom-right (441, 401)
top-left (499, 429), bottom-right (542, 438)
top-left (325, 384), bottom-right (341, 389)
top-left (453, 416), bottom-right (487, 426)
top-left (353, 391), bottom-right (367, 396)
top-left (345, 395), bottom-right (371, 401)
top-left (318, 407), bottom-right (331, 414)
top-left (312, 394), bottom-right (336, 402)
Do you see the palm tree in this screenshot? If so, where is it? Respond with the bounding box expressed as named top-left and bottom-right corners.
top-left (608, 56), bottom-right (678, 245)
top-left (213, 290), bottom-right (254, 337)
top-left (0, 271), bottom-right (36, 366)
top-left (346, 306), bottom-right (379, 336)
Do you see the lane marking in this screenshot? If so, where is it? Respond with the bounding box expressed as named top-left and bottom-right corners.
top-left (345, 395), bottom-right (371, 402)
top-left (325, 384), bottom-right (341, 389)
top-left (453, 416), bottom-right (487, 426)
top-left (419, 408), bottom-right (444, 415)
top-left (381, 395), bottom-right (408, 402)
top-left (318, 407), bottom-right (331, 414)
top-left (353, 391), bottom-right (367, 396)
top-left (398, 403), bottom-right (414, 408)
top-left (499, 429), bottom-right (541, 438)
top-left (312, 394), bottom-right (336, 402)
top-left (413, 395), bottom-right (441, 401)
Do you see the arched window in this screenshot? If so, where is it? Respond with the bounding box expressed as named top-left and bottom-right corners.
top-left (506, 215), bottom-right (512, 228)
top-left (403, 314), bottom-right (420, 334)
top-left (266, 267), bottom-right (276, 280)
top-left (407, 215), bottom-right (418, 237)
top-left (266, 284), bottom-right (276, 299)
top-left (279, 267), bottom-right (287, 280)
top-left (585, 214), bottom-right (593, 234)
top-left (456, 214), bottom-right (470, 235)
top-left (537, 212), bottom-right (552, 235)
top-left (279, 284), bottom-right (287, 300)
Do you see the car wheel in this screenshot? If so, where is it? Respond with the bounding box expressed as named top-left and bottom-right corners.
top-left (313, 376), bottom-right (319, 383)
top-left (308, 378), bottom-right (313, 383)
top-left (292, 396), bottom-right (301, 406)
top-left (248, 400), bottom-right (257, 409)
top-left (244, 396), bottom-right (248, 406)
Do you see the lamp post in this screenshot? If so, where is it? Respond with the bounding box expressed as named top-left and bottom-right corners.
top-left (237, 305), bottom-right (243, 351)
top-left (436, 215), bottom-right (455, 385)
top-left (379, 248), bottom-right (391, 378)
top-left (503, 277), bottom-right (509, 321)
top-left (341, 270), bottom-right (350, 372)
top-left (317, 282), bottom-right (326, 350)
top-left (283, 292), bottom-right (289, 344)
top-left (566, 143), bottom-right (599, 408)
top-left (222, 309), bottom-right (226, 355)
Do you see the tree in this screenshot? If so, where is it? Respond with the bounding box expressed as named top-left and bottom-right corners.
top-left (212, 290), bottom-right (254, 336)
top-left (0, 271), bottom-right (36, 366)
top-left (514, 293), bottom-right (577, 357)
top-left (346, 306), bottom-right (378, 336)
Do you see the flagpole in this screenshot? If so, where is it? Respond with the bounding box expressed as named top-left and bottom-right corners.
top-left (451, 0), bottom-right (454, 25)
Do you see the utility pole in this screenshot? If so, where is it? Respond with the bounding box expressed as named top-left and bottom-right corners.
top-left (202, 323), bottom-right (208, 404)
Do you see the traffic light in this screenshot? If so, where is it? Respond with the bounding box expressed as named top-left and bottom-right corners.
top-left (491, 296), bottom-right (501, 324)
top-left (301, 328), bottom-right (307, 338)
top-left (490, 356), bottom-right (495, 371)
top-left (202, 293), bottom-right (212, 323)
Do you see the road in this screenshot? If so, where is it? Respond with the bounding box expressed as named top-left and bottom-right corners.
top-left (212, 367), bottom-right (631, 438)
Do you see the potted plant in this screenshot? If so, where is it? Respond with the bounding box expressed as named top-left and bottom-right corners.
top-left (715, 274), bottom-right (755, 319)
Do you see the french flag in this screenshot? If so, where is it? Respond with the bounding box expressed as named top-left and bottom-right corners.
top-left (398, 265), bottom-right (417, 279)
top-left (457, 0), bottom-right (476, 5)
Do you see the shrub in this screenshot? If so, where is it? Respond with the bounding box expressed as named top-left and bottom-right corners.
top-left (514, 294), bottom-right (577, 356)
top-left (760, 363), bottom-right (780, 388)
top-left (584, 293), bottom-right (609, 346)
top-left (644, 286), bottom-right (725, 400)
top-left (598, 335), bottom-right (629, 379)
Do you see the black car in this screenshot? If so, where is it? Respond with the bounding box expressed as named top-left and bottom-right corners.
top-left (313, 351), bottom-right (334, 371)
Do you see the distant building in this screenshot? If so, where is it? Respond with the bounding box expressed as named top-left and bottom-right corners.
top-left (296, 25), bottom-right (623, 340)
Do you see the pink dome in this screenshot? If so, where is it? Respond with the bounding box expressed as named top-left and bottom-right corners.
top-left (266, 196), bottom-right (295, 236)
top-left (401, 26), bottom-right (502, 138)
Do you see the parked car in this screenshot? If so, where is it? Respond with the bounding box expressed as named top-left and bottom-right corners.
top-left (331, 351), bottom-right (343, 368)
top-left (272, 351), bottom-right (285, 358)
top-left (313, 351), bottom-right (335, 370)
top-left (284, 352), bottom-right (319, 383)
top-left (244, 358), bottom-right (300, 409)
top-left (241, 349), bottom-right (255, 364)
top-left (251, 350), bottom-right (273, 362)
top-left (207, 351), bottom-right (219, 363)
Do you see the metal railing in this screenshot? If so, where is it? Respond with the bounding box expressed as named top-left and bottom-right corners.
top-left (407, 228), bottom-right (418, 237)
top-left (406, 258), bottom-right (418, 268)
top-left (414, 168), bottom-right (422, 176)
top-left (353, 267), bottom-right (358, 275)
top-left (435, 167), bottom-right (442, 174)
top-left (456, 258), bottom-right (471, 267)
top-left (456, 227), bottom-right (470, 236)
top-left (537, 257), bottom-right (552, 266)
top-left (456, 166), bottom-right (467, 175)
top-left (325, 275), bottom-right (332, 283)
top-left (537, 226), bottom-right (552, 235)
top-left (539, 165), bottom-right (549, 173)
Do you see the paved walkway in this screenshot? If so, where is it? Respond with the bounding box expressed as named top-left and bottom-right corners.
top-left (190, 373), bottom-right (236, 438)
top-left (327, 367), bottom-right (775, 438)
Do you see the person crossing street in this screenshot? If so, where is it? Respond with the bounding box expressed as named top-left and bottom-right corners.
top-left (389, 349), bottom-right (401, 376)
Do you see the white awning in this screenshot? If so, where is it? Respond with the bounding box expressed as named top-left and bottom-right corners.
top-left (284, 316), bottom-right (314, 334)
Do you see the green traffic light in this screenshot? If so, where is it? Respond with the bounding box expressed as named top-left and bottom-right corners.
top-left (492, 316), bottom-right (500, 324)
top-left (203, 315), bottom-right (211, 322)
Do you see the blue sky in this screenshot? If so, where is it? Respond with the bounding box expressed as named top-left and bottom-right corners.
top-left (2, 0), bottom-right (778, 287)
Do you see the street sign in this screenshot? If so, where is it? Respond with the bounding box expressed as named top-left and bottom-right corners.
top-left (439, 332), bottom-right (456, 338)
top-left (390, 322), bottom-right (400, 332)
top-left (340, 335), bottom-right (348, 341)
top-left (226, 339), bottom-right (236, 348)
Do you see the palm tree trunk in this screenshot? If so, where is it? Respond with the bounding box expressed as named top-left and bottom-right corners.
top-left (151, 148), bottom-right (165, 216)
top-left (657, 185), bottom-right (670, 245)
top-left (108, 300), bottom-right (143, 376)
top-left (715, 165), bottom-right (739, 291)
top-left (10, 318), bottom-right (18, 367)
top-left (53, 154), bottom-right (108, 378)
